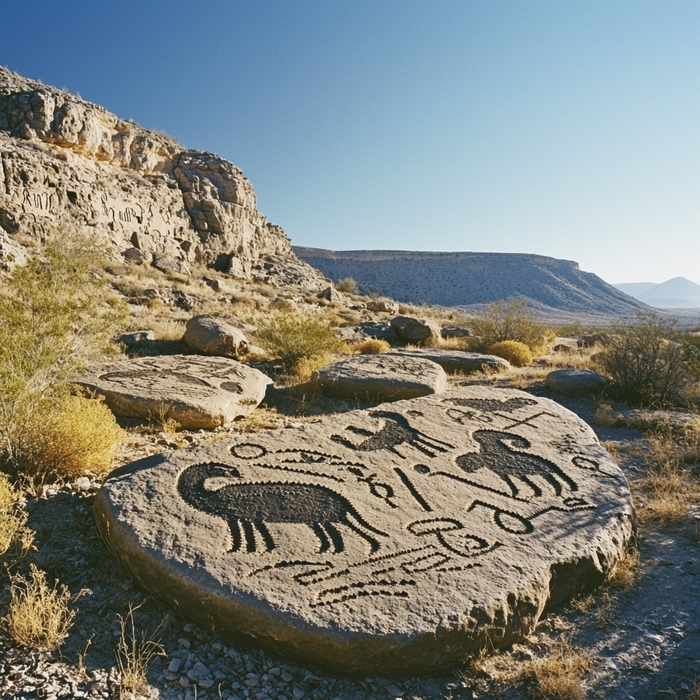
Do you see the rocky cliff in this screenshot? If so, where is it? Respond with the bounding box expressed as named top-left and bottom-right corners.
top-left (0, 67), bottom-right (325, 286)
top-left (294, 247), bottom-right (649, 319)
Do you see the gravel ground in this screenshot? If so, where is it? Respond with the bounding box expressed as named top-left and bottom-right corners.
top-left (2, 384), bottom-right (700, 700)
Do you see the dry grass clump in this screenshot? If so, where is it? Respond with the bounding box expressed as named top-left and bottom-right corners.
top-left (15, 394), bottom-right (124, 484)
top-left (635, 422), bottom-right (700, 523)
top-left (606, 545), bottom-right (640, 587)
top-left (0, 473), bottom-right (34, 556)
top-left (1, 564), bottom-right (76, 650)
top-left (116, 604), bottom-right (164, 697)
top-left (335, 278), bottom-right (358, 294)
top-left (489, 340), bottom-right (534, 367)
top-left (255, 311), bottom-right (344, 376)
top-left (353, 339), bottom-right (391, 354)
top-left (468, 637), bottom-right (592, 700)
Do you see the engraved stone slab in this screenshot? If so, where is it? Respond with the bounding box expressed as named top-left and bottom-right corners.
top-left (95, 386), bottom-right (634, 675)
top-left (386, 348), bottom-right (511, 374)
top-left (312, 354), bottom-right (447, 400)
top-left (76, 355), bottom-right (271, 429)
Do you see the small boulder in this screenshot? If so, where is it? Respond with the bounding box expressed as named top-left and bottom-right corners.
top-left (441, 326), bottom-right (473, 339)
top-left (202, 276), bottom-right (225, 293)
top-left (313, 354), bottom-right (447, 400)
top-left (545, 369), bottom-right (607, 398)
top-left (123, 247), bottom-right (149, 264)
top-left (390, 316), bottom-right (442, 344)
top-left (269, 296), bottom-right (298, 312)
top-left (153, 256), bottom-right (191, 276)
top-left (366, 298), bottom-right (400, 314)
top-left (184, 315), bottom-right (249, 358)
top-left (552, 338), bottom-right (580, 354)
top-left (318, 286), bottom-right (346, 303)
top-left (357, 322), bottom-right (401, 344)
top-left (116, 330), bottom-right (155, 347)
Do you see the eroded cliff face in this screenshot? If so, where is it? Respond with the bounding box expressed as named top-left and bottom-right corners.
top-left (0, 67), bottom-right (324, 286)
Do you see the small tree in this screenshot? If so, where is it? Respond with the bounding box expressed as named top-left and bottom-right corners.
top-left (0, 230), bottom-right (126, 468)
top-left (595, 312), bottom-right (689, 408)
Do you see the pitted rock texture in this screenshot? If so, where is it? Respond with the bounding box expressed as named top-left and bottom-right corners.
top-left (313, 354), bottom-right (448, 400)
top-left (95, 386), bottom-right (635, 675)
top-left (0, 67), bottom-right (326, 287)
top-left (76, 355), bottom-right (270, 429)
top-left (386, 348), bottom-right (511, 374)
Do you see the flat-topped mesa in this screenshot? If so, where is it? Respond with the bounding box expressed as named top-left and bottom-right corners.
top-left (0, 67), bottom-right (325, 286)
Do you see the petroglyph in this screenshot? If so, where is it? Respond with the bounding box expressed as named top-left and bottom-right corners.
top-left (96, 386), bottom-right (635, 674)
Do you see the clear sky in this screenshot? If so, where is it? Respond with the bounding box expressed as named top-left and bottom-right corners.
top-left (2, 1), bottom-right (698, 284)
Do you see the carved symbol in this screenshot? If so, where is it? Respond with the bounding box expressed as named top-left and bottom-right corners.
top-left (446, 407), bottom-right (494, 425)
top-left (498, 411), bottom-right (557, 430)
top-left (347, 468), bottom-right (397, 508)
top-left (467, 501), bottom-right (535, 534)
top-left (445, 397), bottom-right (537, 413)
top-left (407, 518), bottom-right (500, 557)
top-left (331, 411), bottom-right (454, 458)
top-left (456, 430), bottom-right (579, 499)
top-left (394, 467), bottom-right (432, 511)
top-left (177, 463), bottom-right (387, 555)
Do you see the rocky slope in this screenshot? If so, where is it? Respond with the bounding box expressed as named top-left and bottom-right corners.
top-left (0, 67), bottom-right (325, 287)
top-left (295, 248), bottom-right (649, 319)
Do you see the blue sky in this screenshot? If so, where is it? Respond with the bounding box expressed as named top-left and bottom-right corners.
top-left (2, 1), bottom-right (699, 284)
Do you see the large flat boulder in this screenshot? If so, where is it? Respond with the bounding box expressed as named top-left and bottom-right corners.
top-left (95, 386), bottom-right (634, 675)
top-left (387, 348), bottom-right (510, 374)
top-left (76, 355), bottom-right (270, 429)
top-left (313, 354), bottom-right (447, 400)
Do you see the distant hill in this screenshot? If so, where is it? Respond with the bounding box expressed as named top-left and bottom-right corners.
top-left (295, 247), bottom-right (649, 320)
top-left (614, 277), bottom-right (700, 308)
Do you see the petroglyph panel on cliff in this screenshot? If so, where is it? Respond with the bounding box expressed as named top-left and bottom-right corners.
top-left (95, 386), bottom-right (635, 674)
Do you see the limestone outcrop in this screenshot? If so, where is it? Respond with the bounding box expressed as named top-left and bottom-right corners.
top-left (0, 67), bottom-right (325, 287)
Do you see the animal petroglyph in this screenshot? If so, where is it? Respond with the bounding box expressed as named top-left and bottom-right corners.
top-left (331, 410), bottom-right (453, 458)
top-left (177, 462), bottom-right (387, 554)
top-left (454, 430), bottom-right (579, 499)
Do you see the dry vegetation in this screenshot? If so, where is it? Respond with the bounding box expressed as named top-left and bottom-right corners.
top-left (1, 564), bottom-right (76, 650)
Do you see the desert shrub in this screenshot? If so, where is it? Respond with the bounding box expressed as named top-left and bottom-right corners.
top-left (255, 312), bottom-right (344, 375)
top-left (13, 394), bottom-right (124, 483)
top-left (116, 604), bottom-right (165, 696)
top-left (335, 278), bottom-right (358, 294)
top-left (353, 339), bottom-right (391, 354)
top-left (471, 300), bottom-right (547, 352)
top-left (0, 231), bottom-right (126, 468)
top-left (489, 340), bottom-right (533, 367)
top-left (1, 564), bottom-right (76, 649)
top-left (594, 312), bottom-right (690, 407)
top-left (0, 473), bottom-right (33, 556)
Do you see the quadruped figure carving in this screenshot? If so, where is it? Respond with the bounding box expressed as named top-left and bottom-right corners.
top-left (177, 462), bottom-right (387, 555)
top-left (331, 410), bottom-right (453, 458)
top-left (456, 430), bottom-right (578, 498)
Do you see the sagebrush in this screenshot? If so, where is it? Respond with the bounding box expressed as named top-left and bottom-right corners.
top-left (14, 394), bottom-right (124, 483)
top-left (472, 300), bottom-right (550, 352)
top-left (255, 312), bottom-right (344, 375)
top-left (0, 231), bottom-right (126, 468)
top-left (489, 340), bottom-right (534, 367)
top-left (595, 312), bottom-right (690, 408)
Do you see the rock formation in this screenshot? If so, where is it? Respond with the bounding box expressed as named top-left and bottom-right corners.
top-left (0, 67), bottom-right (325, 286)
top-left (294, 247), bottom-right (651, 319)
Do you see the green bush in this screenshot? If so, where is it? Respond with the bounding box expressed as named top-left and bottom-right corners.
top-left (489, 340), bottom-right (534, 367)
top-left (0, 231), bottom-right (126, 471)
top-left (471, 300), bottom-right (547, 352)
top-left (255, 312), bottom-right (344, 375)
top-left (595, 312), bottom-right (690, 408)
